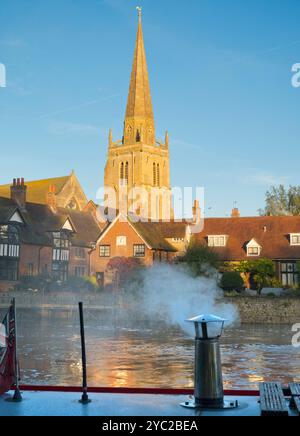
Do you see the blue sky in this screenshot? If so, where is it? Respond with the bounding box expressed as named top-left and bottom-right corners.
top-left (0, 0), bottom-right (300, 217)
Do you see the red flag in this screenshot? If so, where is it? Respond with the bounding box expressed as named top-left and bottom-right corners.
top-left (0, 302), bottom-right (16, 395)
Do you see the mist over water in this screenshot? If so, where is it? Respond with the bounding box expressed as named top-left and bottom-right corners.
top-left (127, 264), bottom-right (240, 336)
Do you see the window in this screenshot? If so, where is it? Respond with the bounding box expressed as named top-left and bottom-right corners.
top-left (246, 239), bottom-right (261, 257)
top-left (208, 235), bottom-right (227, 247)
top-left (75, 267), bottom-right (85, 277)
top-left (100, 245), bottom-right (110, 257)
top-left (290, 234), bottom-right (300, 246)
top-left (116, 236), bottom-right (127, 247)
top-left (280, 262), bottom-right (298, 287)
top-left (153, 163), bottom-right (157, 186)
top-left (120, 162), bottom-right (129, 186)
top-left (52, 262), bottom-right (68, 282)
top-left (120, 162), bottom-right (124, 182)
top-left (247, 246), bottom-right (260, 256)
top-left (27, 263), bottom-right (34, 277)
top-left (52, 231), bottom-right (71, 281)
top-left (0, 225), bottom-right (20, 259)
top-left (134, 244), bottom-right (145, 258)
top-left (0, 260), bottom-right (19, 281)
top-left (125, 162), bottom-right (129, 184)
top-left (75, 247), bottom-right (85, 259)
top-left (153, 163), bottom-right (160, 187)
top-left (0, 225), bottom-right (20, 281)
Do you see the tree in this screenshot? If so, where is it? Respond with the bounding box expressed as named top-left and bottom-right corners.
top-left (107, 257), bottom-right (142, 290)
top-left (220, 271), bottom-right (244, 292)
top-left (178, 240), bottom-right (220, 277)
top-left (236, 258), bottom-right (277, 293)
top-left (259, 185), bottom-right (300, 216)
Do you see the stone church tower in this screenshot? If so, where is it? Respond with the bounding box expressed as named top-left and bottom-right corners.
top-left (104, 9), bottom-right (172, 221)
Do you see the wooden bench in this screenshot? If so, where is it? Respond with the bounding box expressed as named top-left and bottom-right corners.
top-left (260, 382), bottom-right (289, 416)
top-left (289, 383), bottom-right (300, 415)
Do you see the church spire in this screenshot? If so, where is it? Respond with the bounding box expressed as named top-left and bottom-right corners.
top-left (123, 7), bottom-right (155, 145)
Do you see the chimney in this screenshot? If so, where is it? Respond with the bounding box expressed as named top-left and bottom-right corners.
top-left (193, 200), bottom-right (201, 224)
top-left (10, 178), bottom-right (27, 210)
top-left (231, 208), bottom-right (240, 218)
top-left (46, 185), bottom-right (57, 212)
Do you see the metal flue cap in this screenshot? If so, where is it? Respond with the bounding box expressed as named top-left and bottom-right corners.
top-left (187, 314), bottom-right (227, 324)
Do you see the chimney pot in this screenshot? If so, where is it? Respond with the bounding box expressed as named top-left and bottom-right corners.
top-left (10, 178), bottom-right (27, 210)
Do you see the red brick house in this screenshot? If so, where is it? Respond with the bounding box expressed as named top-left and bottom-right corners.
top-left (194, 211), bottom-right (300, 287)
top-left (90, 214), bottom-right (187, 286)
top-left (1, 179), bottom-right (300, 291)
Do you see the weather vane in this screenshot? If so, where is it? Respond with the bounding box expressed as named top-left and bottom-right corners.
top-left (136, 6), bottom-right (142, 20)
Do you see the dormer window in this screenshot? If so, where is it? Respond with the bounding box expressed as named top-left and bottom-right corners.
top-left (208, 235), bottom-right (228, 247)
top-left (290, 234), bottom-right (300, 246)
top-left (246, 239), bottom-right (262, 257)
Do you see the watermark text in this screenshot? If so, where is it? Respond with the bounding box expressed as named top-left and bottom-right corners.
top-left (0, 63), bottom-right (6, 88)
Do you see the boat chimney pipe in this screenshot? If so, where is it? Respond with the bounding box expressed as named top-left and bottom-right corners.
top-left (181, 314), bottom-right (238, 410)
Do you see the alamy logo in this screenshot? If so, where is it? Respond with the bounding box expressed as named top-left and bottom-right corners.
top-left (0, 63), bottom-right (6, 88)
top-left (292, 323), bottom-right (300, 348)
top-left (292, 63), bottom-right (300, 88)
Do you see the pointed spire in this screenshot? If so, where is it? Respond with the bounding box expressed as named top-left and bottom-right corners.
top-left (165, 131), bottom-right (169, 148)
top-left (109, 128), bottom-right (113, 147)
top-left (123, 8), bottom-right (155, 145)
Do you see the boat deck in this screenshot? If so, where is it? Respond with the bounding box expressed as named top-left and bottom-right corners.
top-left (0, 388), bottom-right (298, 416)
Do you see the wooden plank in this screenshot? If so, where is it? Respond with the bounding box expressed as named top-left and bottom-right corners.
top-left (260, 382), bottom-right (289, 417)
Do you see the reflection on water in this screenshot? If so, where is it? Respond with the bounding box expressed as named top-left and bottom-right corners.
top-left (1, 308), bottom-right (299, 390)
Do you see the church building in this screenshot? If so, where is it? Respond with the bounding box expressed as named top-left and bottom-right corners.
top-left (104, 9), bottom-right (172, 221)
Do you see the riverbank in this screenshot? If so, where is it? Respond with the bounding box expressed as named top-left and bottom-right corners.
top-left (227, 296), bottom-right (300, 324)
top-left (1, 291), bottom-right (300, 324)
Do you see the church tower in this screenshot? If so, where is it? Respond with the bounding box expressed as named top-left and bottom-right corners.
top-left (104, 8), bottom-right (172, 221)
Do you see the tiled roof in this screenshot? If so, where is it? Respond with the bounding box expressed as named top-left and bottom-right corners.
top-left (0, 196), bottom-right (102, 248)
top-left (0, 176), bottom-right (70, 205)
top-left (194, 216), bottom-right (300, 261)
top-left (129, 220), bottom-right (180, 252)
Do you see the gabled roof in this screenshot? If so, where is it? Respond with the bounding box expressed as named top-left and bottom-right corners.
top-left (0, 205), bottom-right (25, 225)
top-left (129, 220), bottom-right (177, 252)
top-left (195, 216), bottom-right (300, 261)
top-left (0, 175), bottom-right (70, 205)
top-left (0, 196), bottom-right (102, 248)
top-left (97, 214), bottom-right (178, 252)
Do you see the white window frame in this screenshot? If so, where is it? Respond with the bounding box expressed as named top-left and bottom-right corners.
top-left (290, 234), bottom-right (300, 246)
top-left (207, 235), bottom-right (228, 247)
top-left (246, 239), bottom-right (262, 257)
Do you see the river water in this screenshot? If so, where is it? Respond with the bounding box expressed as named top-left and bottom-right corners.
top-left (2, 307), bottom-right (298, 390)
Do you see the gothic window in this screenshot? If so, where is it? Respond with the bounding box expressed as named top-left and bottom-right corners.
top-left (120, 162), bottom-right (128, 186)
top-left (52, 231), bottom-right (70, 281)
top-left (125, 162), bottom-right (129, 185)
top-left (153, 163), bottom-right (157, 186)
top-left (120, 162), bottom-right (124, 183)
top-left (136, 130), bottom-right (141, 142)
top-left (0, 224), bottom-right (20, 281)
top-left (157, 164), bottom-right (160, 187)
